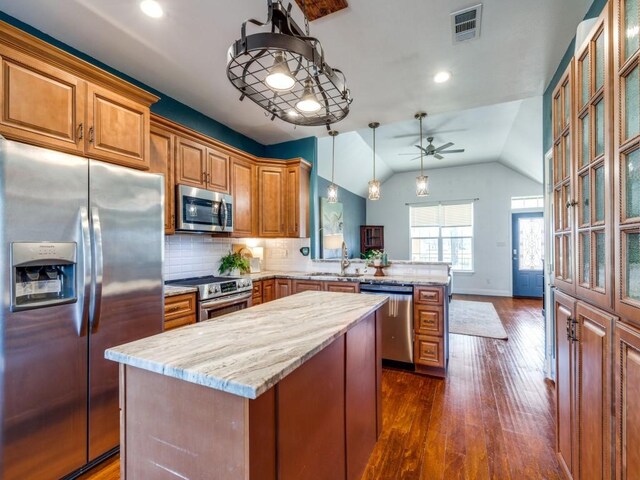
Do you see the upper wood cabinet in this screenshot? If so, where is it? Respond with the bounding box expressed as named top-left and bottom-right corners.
top-left (231, 156), bottom-right (255, 238)
top-left (0, 23), bottom-right (157, 169)
top-left (149, 123), bottom-right (175, 234)
top-left (86, 83), bottom-right (150, 170)
top-left (175, 136), bottom-right (207, 188)
top-left (285, 162), bottom-right (311, 238)
top-left (206, 148), bottom-right (230, 193)
top-left (614, 0), bottom-right (640, 322)
top-left (257, 164), bottom-right (287, 237)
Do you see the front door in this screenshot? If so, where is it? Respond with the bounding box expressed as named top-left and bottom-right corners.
top-left (512, 212), bottom-right (544, 298)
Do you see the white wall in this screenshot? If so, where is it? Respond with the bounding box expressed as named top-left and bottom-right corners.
top-left (366, 162), bottom-right (543, 296)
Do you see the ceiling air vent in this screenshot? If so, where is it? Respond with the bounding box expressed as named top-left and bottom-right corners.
top-left (451, 4), bottom-right (483, 43)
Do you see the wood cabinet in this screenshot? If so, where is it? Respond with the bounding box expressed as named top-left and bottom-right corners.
top-left (164, 293), bottom-right (197, 331)
top-left (206, 147), bottom-right (230, 193)
top-left (292, 279), bottom-right (323, 294)
top-left (285, 162), bottom-right (310, 238)
top-left (257, 164), bottom-right (287, 237)
top-left (231, 156), bottom-right (255, 237)
top-left (413, 286), bottom-right (448, 377)
top-left (252, 281), bottom-right (263, 306)
top-left (275, 278), bottom-right (292, 299)
top-left (149, 124), bottom-right (175, 234)
top-left (263, 279), bottom-right (275, 303)
top-left (0, 25), bottom-right (157, 169)
top-left (360, 226), bottom-right (384, 256)
top-left (615, 320), bottom-right (640, 480)
top-left (554, 289), bottom-right (614, 480)
top-left (175, 136), bottom-right (207, 188)
top-left (613, 0), bottom-right (640, 322)
top-left (325, 282), bottom-right (360, 293)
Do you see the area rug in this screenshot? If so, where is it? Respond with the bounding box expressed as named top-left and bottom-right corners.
top-left (449, 300), bottom-right (508, 340)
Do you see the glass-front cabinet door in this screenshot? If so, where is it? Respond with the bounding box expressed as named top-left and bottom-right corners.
top-left (552, 61), bottom-right (576, 293)
top-left (615, 0), bottom-right (640, 321)
top-left (574, 8), bottom-right (612, 308)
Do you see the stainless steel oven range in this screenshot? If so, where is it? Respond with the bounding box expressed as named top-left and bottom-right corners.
top-left (166, 276), bottom-right (253, 321)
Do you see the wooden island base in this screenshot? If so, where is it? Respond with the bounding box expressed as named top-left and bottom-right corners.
top-left (119, 312), bottom-right (382, 480)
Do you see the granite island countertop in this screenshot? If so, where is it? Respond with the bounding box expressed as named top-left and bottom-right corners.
top-left (106, 291), bottom-right (388, 399)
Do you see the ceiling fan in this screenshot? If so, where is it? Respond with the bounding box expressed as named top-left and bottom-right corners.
top-left (402, 137), bottom-right (465, 160)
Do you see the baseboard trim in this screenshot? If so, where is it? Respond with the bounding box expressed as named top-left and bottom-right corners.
top-left (452, 288), bottom-right (512, 297)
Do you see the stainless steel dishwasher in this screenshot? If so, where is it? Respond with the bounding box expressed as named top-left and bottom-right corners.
top-left (360, 283), bottom-right (414, 364)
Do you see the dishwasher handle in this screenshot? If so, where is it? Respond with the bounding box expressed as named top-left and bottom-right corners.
top-left (360, 283), bottom-right (413, 295)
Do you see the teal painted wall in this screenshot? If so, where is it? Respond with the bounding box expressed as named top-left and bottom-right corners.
top-left (317, 176), bottom-right (366, 259)
top-left (0, 12), bottom-right (266, 157)
top-left (542, 0), bottom-right (608, 154)
top-left (265, 137), bottom-right (320, 257)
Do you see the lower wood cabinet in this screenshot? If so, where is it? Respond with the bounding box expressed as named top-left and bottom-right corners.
top-left (615, 320), bottom-right (640, 480)
top-left (554, 289), bottom-right (614, 480)
top-left (324, 281), bottom-right (360, 293)
top-left (252, 281), bottom-right (263, 306)
top-left (263, 279), bottom-right (275, 303)
top-left (292, 279), bottom-right (323, 294)
top-left (164, 293), bottom-right (197, 331)
top-left (413, 286), bottom-right (448, 377)
top-left (414, 334), bottom-right (444, 369)
top-left (275, 279), bottom-right (292, 299)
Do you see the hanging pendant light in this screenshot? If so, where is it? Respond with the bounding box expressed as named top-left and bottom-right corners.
top-left (368, 122), bottom-right (381, 201)
top-left (415, 112), bottom-right (430, 197)
top-left (265, 51), bottom-right (295, 92)
top-left (226, 0), bottom-right (352, 126)
top-left (327, 130), bottom-right (339, 203)
top-left (296, 77), bottom-right (322, 113)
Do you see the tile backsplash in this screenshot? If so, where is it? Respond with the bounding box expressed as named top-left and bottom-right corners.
top-left (164, 234), bottom-right (312, 280)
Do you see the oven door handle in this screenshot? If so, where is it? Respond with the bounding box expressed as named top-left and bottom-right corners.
top-left (200, 291), bottom-right (252, 310)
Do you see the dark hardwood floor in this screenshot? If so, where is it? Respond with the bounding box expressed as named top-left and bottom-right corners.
top-left (82, 295), bottom-right (562, 480)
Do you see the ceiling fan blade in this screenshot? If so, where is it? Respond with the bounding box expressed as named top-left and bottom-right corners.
top-left (434, 142), bottom-right (454, 152)
top-left (399, 153), bottom-right (420, 156)
top-left (440, 149), bottom-right (465, 154)
top-left (434, 153), bottom-right (444, 160)
top-left (414, 145), bottom-right (429, 154)
top-left (409, 157), bottom-right (421, 161)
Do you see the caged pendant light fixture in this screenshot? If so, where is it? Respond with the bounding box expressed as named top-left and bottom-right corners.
top-left (415, 112), bottom-right (430, 197)
top-left (226, 0), bottom-right (352, 127)
top-left (327, 130), bottom-right (339, 203)
top-left (368, 122), bottom-right (381, 201)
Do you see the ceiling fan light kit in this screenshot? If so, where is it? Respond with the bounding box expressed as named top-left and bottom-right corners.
top-left (226, 0), bottom-right (352, 127)
top-left (327, 130), bottom-right (339, 203)
top-left (368, 122), bottom-right (381, 201)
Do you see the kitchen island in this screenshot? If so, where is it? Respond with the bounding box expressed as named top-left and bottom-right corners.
top-left (106, 291), bottom-right (388, 480)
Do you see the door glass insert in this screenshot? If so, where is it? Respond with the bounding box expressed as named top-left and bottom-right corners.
top-left (581, 233), bottom-right (591, 285)
top-left (581, 113), bottom-right (590, 167)
top-left (518, 216), bottom-right (544, 270)
top-left (595, 31), bottom-right (605, 91)
top-left (626, 149), bottom-right (640, 219)
top-left (626, 232), bottom-right (640, 301)
top-left (625, 65), bottom-right (639, 141)
top-left (554, 143), bottom-right (563, 185)
top-left (555, 236), bottom-right (563, 279)
top-left (564, 134), bottom-right (571, 179)
top-left (563, 82), bottom-right (571, 128)
top-left (581, 173), bottom-right (591, 225)
top-left (625, 0), bottom-right (639, 61)
top-left (595, 231), bottom-right (606, 289)
top-left (555, 188), bottom-right (563, 231)
top-left (563, 184), bottom-right (572, 229)
top-left (564, 234), bottom-right (573, 281)
top-left (595, 165), bottom-right (605, 223)
top-left (595, 99), bottom-right (605, 157)
top-left (581, 53), bottom-right (590, 107)
top-left (555, 94), bottom-right (562, 135)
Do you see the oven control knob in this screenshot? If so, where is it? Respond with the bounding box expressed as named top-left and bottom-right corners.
top-left (208, 286), bottom-right (214, 294)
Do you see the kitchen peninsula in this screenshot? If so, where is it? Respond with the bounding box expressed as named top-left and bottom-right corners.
top-left (106, 291), bottom-right (388, 480)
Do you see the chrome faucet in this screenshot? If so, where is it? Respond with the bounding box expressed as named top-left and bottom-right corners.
top-left (340, 241), bottom-right (350, 276)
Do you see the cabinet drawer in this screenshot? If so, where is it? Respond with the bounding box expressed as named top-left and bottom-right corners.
top-left (164, 293), bottom-right (196, 321)
top-left (324, 281), bottom-right (360, 293)
top-left (414, 286), bottom-right (443, 305)
top-left (164, 314), bottom-right (196, 331)
top-left (414, 334), bottom-right (444, 368)
top-left (414, 306), bottom-right (444, 336)
top-left (292, 280), bottom-right (323, 293)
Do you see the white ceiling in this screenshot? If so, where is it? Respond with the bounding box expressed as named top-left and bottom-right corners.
top-left (0, 0), bottom-right (592, 147)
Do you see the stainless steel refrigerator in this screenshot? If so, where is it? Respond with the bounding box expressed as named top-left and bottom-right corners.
top-left (0, 139), bottom-right (164, 479)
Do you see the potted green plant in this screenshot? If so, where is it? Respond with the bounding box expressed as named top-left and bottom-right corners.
top-left (362, 249), bottom-right (384, 266)
top-left (218, 251), bottom-right (250, 276)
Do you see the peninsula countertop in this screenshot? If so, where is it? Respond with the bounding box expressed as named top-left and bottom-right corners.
top-left (106, 291), bottom-right (388, 399)
top-left (244, 270), bottom-right (451, 286)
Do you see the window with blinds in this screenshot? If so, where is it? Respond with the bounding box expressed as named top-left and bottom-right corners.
top-left (410, 202), bottom-right (474, 271)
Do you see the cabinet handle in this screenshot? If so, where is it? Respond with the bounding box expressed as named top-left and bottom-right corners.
top-left (565, 200), bottom-right (578, 208)
top-left (88, 126), bottom-right (94, 144)
top-left (166, 306), bottom-right (181, 313)
top-left (566, 317), bottom-right (572, 341)
top-left (78, 123), bottom-right (84, 140)
top-left (571, 318), bottom-right (579, 342)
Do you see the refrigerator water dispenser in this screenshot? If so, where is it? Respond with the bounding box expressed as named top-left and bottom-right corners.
top-left (10, 242), bottom-right (77, 311)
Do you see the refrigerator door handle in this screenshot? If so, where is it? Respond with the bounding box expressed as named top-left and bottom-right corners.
top-left (89, 207), bottom-right (104, 333)
top-left (78, 207), bottom-right (92, 336)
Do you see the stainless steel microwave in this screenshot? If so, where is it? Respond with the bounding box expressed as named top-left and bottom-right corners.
top-left (176, 185), bottom-right (233, 233)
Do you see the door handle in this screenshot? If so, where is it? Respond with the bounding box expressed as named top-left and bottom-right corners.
top-left (78, 207), bottom-right (91, 336)
top-left (90, 207), bottom-right (104, 333)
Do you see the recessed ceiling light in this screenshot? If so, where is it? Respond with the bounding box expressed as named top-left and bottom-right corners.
top-left (434, 71), bottom-right (451, 84)
top-left (140, 0), bottom-right (163, 18)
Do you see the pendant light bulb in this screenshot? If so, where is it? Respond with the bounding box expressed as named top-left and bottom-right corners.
top-left (296, 77), bottom-right (322, 113)
top-left (415, 112), bottom-right (429, 197)
top-left (368, 122), bottom-right (381, 201)
top-left (265, 52), bottom-right (295, 92)
top-left (327, 130), bottom-right (339, 203)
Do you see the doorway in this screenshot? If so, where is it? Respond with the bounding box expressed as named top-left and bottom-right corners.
top-left (512, 212), bottom-right (544, 298)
